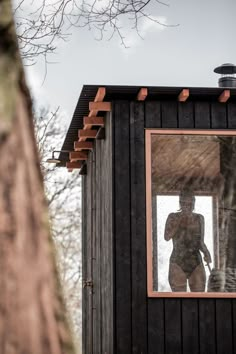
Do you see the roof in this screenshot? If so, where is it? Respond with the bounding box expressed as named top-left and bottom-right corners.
top-left (58, 84), bottom-right (236, 166)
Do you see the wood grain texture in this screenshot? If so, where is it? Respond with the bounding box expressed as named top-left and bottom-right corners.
top-left (215, 299), bottom-right (233, 354)
top-left (178, 101), bottom-right (194, 128)
top-left (227, 103), bottom-right (236, 128)
top-left (199, 299), bottom-right (216, 354)
top-left (114, 101), bottom-right (132, 353)
top-left (130, 102), bottom-right (147, 353)
top-left (100, 114), bottom-right (113, 353)
top-left (147, 299), bottom-right (165, 354)
top-left (145, 101), bottom-right (161, 128)
top-left (182, 299), bottom-right (199, 354)
top-left (211, 102), bottom-right (227, 129)
top-left (194, 102), bottom-right (211, 128)
top-left (164, 299), bottom-right (182, 354)
top-left (162, 101), bottom-right (178, 128)
top-left (74, 141), bottom-right (93, 151)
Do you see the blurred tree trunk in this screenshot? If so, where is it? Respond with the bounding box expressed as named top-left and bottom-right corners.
top-left (0, 1), bottom-right (75, 353)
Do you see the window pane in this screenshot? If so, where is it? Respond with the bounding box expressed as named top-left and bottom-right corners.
top-left (148, 133), bottom-right (236, 295)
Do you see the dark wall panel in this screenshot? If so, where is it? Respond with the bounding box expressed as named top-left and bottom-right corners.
top-left (178, 101), bottom-right (194, 128)
top-left (165, 300), bottom-right (182, 354)
top-left (228, 103), bottom-right (236, 128)
top-left (130, 102), bottom-right (147, 353)
top-left (211, 102), bottom-right (227, 129)
top-left (113, 101), bottom-right (132, 354)
top-left (83, 112), bottom-right (113, 354)
top-left (93, 141), bottom-right (101, 354)
top-left (232, 299), bottom-right (236, 353)
top-left (199, 300), bottom-right (216, 354)
top-left (145, 101), bottom-right (161, 128)
top-left (194, 102), bottom-right (211, 128)
top-left (147, 299), bottom-right (165, 354)
top-left (182, 299), bottom-right (199, 354)
top-left (100, 114), bottom-right (114, 353)
top-left (162, 101), bottom-right (178, 128)
top-left (216, 300), bottom-right (233, 354)
top-left (82, 176), bottom-right (87, 354)
top-left (83, 157), bottom-right (93, 354)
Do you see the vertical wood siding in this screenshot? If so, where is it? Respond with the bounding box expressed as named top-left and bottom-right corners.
top-left (84, 98), bottom-right (236, 354)
top-left (113, 99), bottom-right (236, 354)
top-left (82, 113), bottom-right (113, 354)
top-left (113, 101), bottom-right (132, 353)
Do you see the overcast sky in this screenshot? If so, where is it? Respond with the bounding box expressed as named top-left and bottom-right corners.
top-left (25, 0), bottom-right (236, 126)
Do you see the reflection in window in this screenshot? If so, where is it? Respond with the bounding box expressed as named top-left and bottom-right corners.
top-left (156, 195), bottom-right (214, 292)
top-left (148, 132), bottom-right (236, 295)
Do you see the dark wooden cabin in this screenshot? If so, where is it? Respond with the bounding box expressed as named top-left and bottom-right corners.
top-left (60, 85), bottom-right (236, 354)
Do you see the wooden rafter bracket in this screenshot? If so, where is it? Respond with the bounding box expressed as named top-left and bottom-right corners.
top-left (137, 88), bottom-right (148, 101)
top-left (178, 89), bottom-right (189, 102)
top-left (89, 102), bottom-right (111, 112)
top-left (89, 87), bottom-right (106, 116)
top-left (78, 129), bottom-right (98, 142)
top-left (70, 151), bottom-right (88, 162)
top-left (66, 161), bottom-right (82, 169)
top-left (74, 141), bottom-right (93, 151)
top-left (83, 116), bottom-right (105, 130)
top-left (218, 89), bottom-right (230, 103)
top-left (67, 87), bottom-right (107, 172)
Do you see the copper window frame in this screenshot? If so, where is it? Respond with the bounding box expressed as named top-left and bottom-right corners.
top-left (145, 129), bottom-right (236, 298)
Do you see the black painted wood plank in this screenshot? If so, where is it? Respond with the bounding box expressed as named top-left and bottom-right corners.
top-left (101, 114), bottom-right (114, 354)
top-left (178, 102), bottom-right (194, 128)
top-left (161, 101), bottom-right (178, 128)
top-left (232, 299), bottom-right (236, 354)
top-left (182, 299), bottom-right (199, 354)
top-left (194, 102), bottom-right (211, 129)
top-left (216, 299), bottom-right (233, 354)
top-left (84, 156), bottom-right (93, 354)
top-left (145, 101), bottom-right (161, 128)
top-left (147, 299), bottom-right (165, 354)
top-left (130, 102), bottom-right (147, 354)
top-left (199, 299), bottom-right (216, 354)
top-left (211, 102), bottom-right (227, 129)
top-left (82, 176), bottom-right (87, 354)
top-left (164, 299), bottom-right (182, 354)
top-left (93, 140), bottom-right (102, 354)
top-left (114, 101), bottom-right (132, 354)
top-left (227, 103), bottom-right (236, 129)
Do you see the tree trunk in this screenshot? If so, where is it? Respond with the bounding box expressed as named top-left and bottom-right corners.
top-left (0, 1), bottom-right (75, 353)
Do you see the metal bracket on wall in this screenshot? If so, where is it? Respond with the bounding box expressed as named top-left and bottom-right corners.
top-left (83, 280), bottom-right (93, 288)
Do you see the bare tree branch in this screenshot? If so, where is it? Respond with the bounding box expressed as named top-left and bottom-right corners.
top-left (13, 0), bottom-right (178, 63)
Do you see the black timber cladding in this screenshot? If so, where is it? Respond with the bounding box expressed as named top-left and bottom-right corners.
top-left (113, 99), bottom-right (236, 354)
top-left (68, 84), bottom-right (236, 354)
top-left (82, 116), bottom-right (113, 354)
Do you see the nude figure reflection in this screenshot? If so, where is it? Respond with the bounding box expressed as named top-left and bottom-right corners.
top-left (164, 192), bottom-right (212, 292)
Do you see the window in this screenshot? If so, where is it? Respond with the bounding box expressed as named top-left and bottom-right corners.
top-left (146, 130), bottom-right (236, 297)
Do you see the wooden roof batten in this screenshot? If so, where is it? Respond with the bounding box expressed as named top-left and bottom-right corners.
top-left (69, 87), bottom-right (111, 172)
top-left (218, 89), bottom-right (230, 103)
top-left (178, 89), bottom-right (189, 102)
top-left (137, 88), bottom-right (148, 101)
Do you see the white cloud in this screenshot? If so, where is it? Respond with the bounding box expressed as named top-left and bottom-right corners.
top-left (119, 16), bottom-right (168, 54)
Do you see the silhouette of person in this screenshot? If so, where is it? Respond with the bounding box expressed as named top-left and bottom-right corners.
top-left (164, 191), bottom-right (212, 292)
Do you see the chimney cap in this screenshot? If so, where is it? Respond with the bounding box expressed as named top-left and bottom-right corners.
top-left (214, 63), bottom-right (236, 75)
